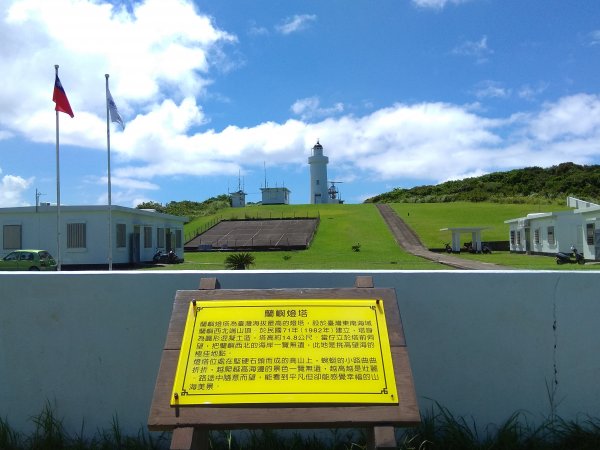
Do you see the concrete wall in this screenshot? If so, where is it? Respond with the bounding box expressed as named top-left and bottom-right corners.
top-left (1, 270), bottom-right (600, 437)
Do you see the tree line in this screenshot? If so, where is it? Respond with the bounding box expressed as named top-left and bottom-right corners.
top-left (136, 194), bottom-right (231, 219)
top-left (365, 162), bottom-right (600, 204)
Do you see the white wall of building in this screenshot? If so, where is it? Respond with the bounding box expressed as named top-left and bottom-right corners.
top-left (507, 198), bottom-right (600, 259)
top-left (577, 209), bottom-right (600, 260)
top-left (507, 212), bottom-right (584, 255)
top-left (261, 187), bottom-right (290, 205)
top-left (0, 206), bottom-right (186, 265)
top-left (230, 191), bottom-right (246, 208)
top-left (2, 270), bottom-right (600, 437)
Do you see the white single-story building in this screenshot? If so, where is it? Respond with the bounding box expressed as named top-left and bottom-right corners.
top-left (574, 203), bottom-right (600, 260)
top-left (261, 187), bottom-right (290, 205)
top-left (230, 190), bottom-right (246, 208)
top-left (0, 204), bottom-right (187, 267)
top-left (504, 197), bottom-right (598, 260)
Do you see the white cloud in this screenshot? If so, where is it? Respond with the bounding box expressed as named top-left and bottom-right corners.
top-left (275, 14), bottom-right (317, 35)
top-left (412, 0), bottom-right (472, 10)
top-left (452, 35), bottom-right (492, 64)
top-left (291, 97), bottom-right (344, 120)
top-left (588, 30), bottom-right (600, 46)
top-left (99, 176), bottom-right (160, 191)
top-left (474, 81), bottom-right (511, 99)
top-left (2, 0), bottom-right (600, 205)
top-left (0, 0), bottom-right (234, 141)
top-left (0, 130), bottom-right (13, 140)
top-left (518, 82), bottom-right (549, 101)
top-left (92, 93), bottom-right (600, 188)
top-left (0, 172), bottom-right (33, 206)
top-left (528, 94), bottom-right (600, 143)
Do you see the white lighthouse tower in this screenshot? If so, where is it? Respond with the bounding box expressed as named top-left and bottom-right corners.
top-left (309, 140), bottom-right (331, 204)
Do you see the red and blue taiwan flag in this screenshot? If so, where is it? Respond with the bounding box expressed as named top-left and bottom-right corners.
top-left (53, 75), bottom-right (74, 118)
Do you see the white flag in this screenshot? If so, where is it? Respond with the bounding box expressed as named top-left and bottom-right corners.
top-left (107, 88), bottom-right (125, 130)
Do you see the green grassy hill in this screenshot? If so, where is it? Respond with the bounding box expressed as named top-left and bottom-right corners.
top-left (165, 202), bottom-right (578, 271)
top-left (175, 204), bottom-right (442, 270)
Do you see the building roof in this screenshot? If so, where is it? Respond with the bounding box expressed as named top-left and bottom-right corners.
top-left (440, 227), bottom-right (491, 232)
top-left (260, 187), bottom-right (291, 192)
top-left (0, 204), bottom-right (188, 222)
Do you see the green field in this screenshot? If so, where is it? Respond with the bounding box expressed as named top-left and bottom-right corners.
top-left (162, 204), bottom-right (442, 270)
top-left (389, 201), bottom-right (572, 248)
top-left (151, 202), bottom-right (595, 271)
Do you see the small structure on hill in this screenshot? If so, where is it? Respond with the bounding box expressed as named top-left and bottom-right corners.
top-left (229, 173), bottom-right (247, 208)
top-left (261, 186), bottom-right (290, 205)
top-left (230, 190), bottom-right (246, 208)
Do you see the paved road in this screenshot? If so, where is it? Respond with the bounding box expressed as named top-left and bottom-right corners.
top-left (376, 204), bottom-right (509, 270)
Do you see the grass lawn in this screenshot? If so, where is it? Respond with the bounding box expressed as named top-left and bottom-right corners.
top-left (149, 201), bottom-right (597, 271)
top-left (163, 204), bottom-right (444, 270)
top-left (388, 202), bottom-right (572, 248)
top-left (448, 250), bottom-right (600, 270)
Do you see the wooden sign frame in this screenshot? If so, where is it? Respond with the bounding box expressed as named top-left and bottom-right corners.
top-left (148, 277), bottom-right (420, 450)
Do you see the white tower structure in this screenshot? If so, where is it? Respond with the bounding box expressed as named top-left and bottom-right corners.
top-left (308, 140), bottom-right (330, 204)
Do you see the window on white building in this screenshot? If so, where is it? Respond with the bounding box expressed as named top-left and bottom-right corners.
top-left (534, 228), bottom-right (540, 245)
top-left (510, 230), bottom-right (515, 245)
top-left (3, 225), bottom-right (21, 250)
top-left (116, 224), bottom-right (127, 248)
top-left (144, 226), bottom-right (152, 248)
top-left (516, 230), bottom-right (521, 245)
top-left (67, 223), bottom-right (86, 249)
top-left (587, 223), bottom-right (595, 245)
top-left (175, 229), bottom-right (182, 248)
top-left (547, 226), bottom-right (555, 245)
top-left (157, 228), bottom-right (165, 248)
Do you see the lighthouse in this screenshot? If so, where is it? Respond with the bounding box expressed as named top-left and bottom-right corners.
top-left (308, 140), bottom-right (329, 204)
top-left (308, 140), bottom-right (342, 204)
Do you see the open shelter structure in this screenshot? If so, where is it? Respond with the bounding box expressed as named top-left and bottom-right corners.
top-left (440, 226), bottom-right (490, 253)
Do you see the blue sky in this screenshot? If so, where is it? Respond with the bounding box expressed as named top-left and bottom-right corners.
top-left (1, 0), bottom-right (600, 207)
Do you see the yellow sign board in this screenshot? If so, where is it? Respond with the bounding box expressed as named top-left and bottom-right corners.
top-left (171, 299), bottom-right (397, 405)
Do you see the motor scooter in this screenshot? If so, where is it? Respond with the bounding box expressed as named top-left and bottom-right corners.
top-left (153, 249), bottom-right (183, 264)
top-left (556, 245), bottom-right (585, 265)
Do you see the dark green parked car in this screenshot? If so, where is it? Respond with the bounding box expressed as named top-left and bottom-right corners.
top-left (0, 250), bottom-right (57, 271)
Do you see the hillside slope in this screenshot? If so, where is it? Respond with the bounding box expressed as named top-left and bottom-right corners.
top-left (365, 162), bottom-right (600, 204)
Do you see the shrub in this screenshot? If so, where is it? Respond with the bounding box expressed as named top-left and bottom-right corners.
top-left (224, 253), bottom-right (256, 270)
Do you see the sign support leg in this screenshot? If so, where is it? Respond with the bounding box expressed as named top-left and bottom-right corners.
top-left (170, 427), bottom-right (209, 450)
top-left (367, 426), bottom-right (397, 450)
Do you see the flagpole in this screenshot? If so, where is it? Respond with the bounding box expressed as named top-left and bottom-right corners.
top-left (55, 64), bottom-right (62, 271)
top-left (105, 74), bottom-right (113, 271)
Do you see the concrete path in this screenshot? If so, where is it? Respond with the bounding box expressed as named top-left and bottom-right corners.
top-left (376, 204), bottom-right (509, 270)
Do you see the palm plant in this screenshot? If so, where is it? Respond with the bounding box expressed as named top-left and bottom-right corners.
top-left (224, 252), bottom-right (256, 270)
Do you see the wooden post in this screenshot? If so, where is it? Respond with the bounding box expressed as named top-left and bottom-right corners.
top-left (367, 426), bottom-right (397, 450)
top-left (198, 277), bottom-right (220, 290)
top-left (170, 427), bottom-right (209, 450)
top-left (355, 275), bottom-right (374, 288)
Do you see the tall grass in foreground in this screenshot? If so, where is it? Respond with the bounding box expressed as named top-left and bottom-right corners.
top-left (5, 403), bottom-right (600, 449)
